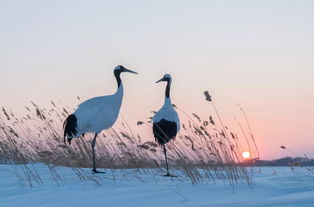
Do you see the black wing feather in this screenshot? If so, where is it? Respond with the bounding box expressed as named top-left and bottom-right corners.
top-left (153, 119), bottom-right (177, 145)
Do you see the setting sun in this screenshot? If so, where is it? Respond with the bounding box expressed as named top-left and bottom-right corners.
top-left (242, 151), bottom-right (251, 159)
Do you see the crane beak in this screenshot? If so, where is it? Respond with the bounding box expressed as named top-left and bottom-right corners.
top-left (156, 77), bottom-right (165, 83)
top-left (123, 68), bottom-right (138, 74)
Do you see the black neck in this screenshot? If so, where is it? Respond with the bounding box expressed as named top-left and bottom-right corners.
top-left (114, 70), bottom-right (122, 88)
top-left (165, 80), bottom-right (171, 98)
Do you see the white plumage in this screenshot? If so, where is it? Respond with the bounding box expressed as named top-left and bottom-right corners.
top-left (74, 85), bottom-right (123, 137)
top-left (63, 65), bottom-right (137, 173)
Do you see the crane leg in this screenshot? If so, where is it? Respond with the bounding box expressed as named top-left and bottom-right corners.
top-left (91, 133), bottom-right (104, 174)
top-left (162, 145), bottom-right (177, 177)
top-left (163, 145), bottom-right (170, 176)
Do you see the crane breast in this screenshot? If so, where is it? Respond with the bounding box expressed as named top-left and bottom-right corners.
top-left (153, 107), bottom-right (180, 131)
top-left (152, 105), bottom-right (180, 145)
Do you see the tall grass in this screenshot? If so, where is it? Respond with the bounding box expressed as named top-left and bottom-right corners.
top-left (0, 92), bottom-right (258, 187)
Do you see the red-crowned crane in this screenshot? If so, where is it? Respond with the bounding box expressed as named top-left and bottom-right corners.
top-left (63, 65), bottom-right (137, 173)
top-left (153, 74), bottom-right (180, 177)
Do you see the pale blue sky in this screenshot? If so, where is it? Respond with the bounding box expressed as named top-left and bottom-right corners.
top-left (0, 0), bottom-right (313, 158)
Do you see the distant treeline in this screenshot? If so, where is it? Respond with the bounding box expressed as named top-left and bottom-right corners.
top-left (252, 157), bottom-right (314, 167)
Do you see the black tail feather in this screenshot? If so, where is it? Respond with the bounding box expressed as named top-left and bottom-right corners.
top-left (63, 114), bottom-right (77, 145)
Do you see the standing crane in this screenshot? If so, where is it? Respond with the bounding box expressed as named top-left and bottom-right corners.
top-left (153, 74), bottom-right (180, 177)
top-left (63, 65), bottom-right (137, 173)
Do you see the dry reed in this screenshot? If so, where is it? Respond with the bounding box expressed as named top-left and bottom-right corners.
top-left (0, 92), bottom-right (258, 187)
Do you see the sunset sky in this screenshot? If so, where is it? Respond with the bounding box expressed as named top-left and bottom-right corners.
top-left (0, 0), bottom-right (313, 159)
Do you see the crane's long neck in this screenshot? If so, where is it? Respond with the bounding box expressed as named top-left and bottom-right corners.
top-left (115, 70), bottom-right (122, 88)
top-left (164, 80), bottom-right (172, 105)
top-left (114, 70), bottom-right (124, 96)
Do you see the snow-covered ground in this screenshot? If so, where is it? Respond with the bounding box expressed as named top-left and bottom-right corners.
top-left (1, 164), bottom-right (314, 207)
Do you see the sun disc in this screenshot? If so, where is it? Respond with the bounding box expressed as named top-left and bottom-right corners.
top-left (242, 151), bottom-right (251, 159)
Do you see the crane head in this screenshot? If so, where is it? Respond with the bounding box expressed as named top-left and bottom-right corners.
top-left (156, 74), bottom-right (172, 83)
top-left (114, 65), bottom-right (137, 74)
